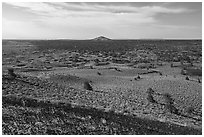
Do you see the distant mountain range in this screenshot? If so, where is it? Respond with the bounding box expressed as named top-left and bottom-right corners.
top-left (92, 36), bottom-right (111, 41)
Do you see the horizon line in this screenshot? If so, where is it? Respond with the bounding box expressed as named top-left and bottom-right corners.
top-left (2, 38), bottom-right (202, 40)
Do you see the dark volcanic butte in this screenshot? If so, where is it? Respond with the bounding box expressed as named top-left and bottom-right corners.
top-left (92, 36), bottom-right (111, 41)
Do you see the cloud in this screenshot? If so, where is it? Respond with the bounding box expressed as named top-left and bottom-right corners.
top-left (5, 2), bottom-right (189, 17)
top-left (4, 2), bottom-right (68, 17)
top-left (4, 2), bottom-right (190, 27)
top-left (5, 2), bottom-right (56, 13)
top-left (3, 2), bottom-right (199, 39)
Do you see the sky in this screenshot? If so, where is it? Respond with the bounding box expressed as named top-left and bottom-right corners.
top-left (2, 2), bottom-right (202, 39)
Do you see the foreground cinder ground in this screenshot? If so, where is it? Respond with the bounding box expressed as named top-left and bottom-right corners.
top-left (2, 63), bottom-right (202, 135)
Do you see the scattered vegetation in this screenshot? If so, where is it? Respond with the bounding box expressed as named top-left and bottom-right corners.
top-left (198, 78), bottom-right (201, 83)
top-left (159, 72), bottom-right (163, 76)
top-left (163, 93), bottom-right (174, 105)
top-left (114, 68), bottom-right (121, 72)
top-left (186, 106), bottom-right (195, 115)
top-left (146, 88), bottom-right (157, 104)
top-left (185, 76), bottom-right (189, 80)
top-left (181, 69), bottom-right (186, 75)
top-left (8, 68), bottom-right (17, 78)
top-left (84, 81), bottom-right (93, 91)
top-left (162, 93), bottom-right (179, 114)
top-left (97, 72), bottom-right (102, 75)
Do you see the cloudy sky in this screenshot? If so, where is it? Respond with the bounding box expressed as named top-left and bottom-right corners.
top-left (2, 2), bottom-right (202, 39)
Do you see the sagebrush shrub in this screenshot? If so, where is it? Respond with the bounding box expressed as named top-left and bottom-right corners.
top-left (84, 81), bottom-right (93, 90)
top-left (159, 72), bottom-right (163, 76)
top-left (8, 68), bottom-right (17, 78)
top-left (181, 69), bottom-right (185, 75)
top-left (163, 93), bottom-right (174, 105)
top-left (164, 103), bottom-right (179, 114)
top-left (147, 94), bottom-right (156, 103)
top-left (97, 72), bottom-right (101, 75)
top-left (198, 78), bottom-right (201, 83)
top-left (186, 106), bottom-right (194, 114)
top-left (146, 88), bottom-right (156, 103)
top-left (146, 88), bottom-right (154, 94)
top-left (163, 93), bottom-right (179, 114)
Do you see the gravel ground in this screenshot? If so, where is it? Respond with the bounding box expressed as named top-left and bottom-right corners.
top-left (2, 65), bottom-right (202, 131)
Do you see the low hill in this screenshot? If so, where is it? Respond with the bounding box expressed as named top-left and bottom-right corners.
top-left (92, 36), bottom-right (111, 41)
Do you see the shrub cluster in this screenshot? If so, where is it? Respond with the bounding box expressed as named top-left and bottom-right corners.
top-left (84, 81), bottom-right (93, 91)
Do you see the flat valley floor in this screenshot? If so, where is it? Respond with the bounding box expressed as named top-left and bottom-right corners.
top-left (2, 40), bottom-right (202, 135)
